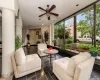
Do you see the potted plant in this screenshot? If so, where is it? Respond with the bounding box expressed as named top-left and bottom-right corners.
top-left (89, 47), bottom-right (99, 57)
top-left (15, 36), bottom-right (22, 50)
top-left (61, 44), bottom-right (71, 50)
top-left (66, 37), bottom-right (73, 44)
top-left (52, 40), bottom-right (57, 46)
top-left (44, 30), bottom-right (49, 43)
top-left (60, 44), bottom-right (67, 54)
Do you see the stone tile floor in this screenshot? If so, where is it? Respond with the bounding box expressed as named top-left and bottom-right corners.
top-left (13, 70), bottom-right (48, 80)
top-left (0, 47), bottom-right (100, 80)
top-left (12, 54), bottom-right (100, 80)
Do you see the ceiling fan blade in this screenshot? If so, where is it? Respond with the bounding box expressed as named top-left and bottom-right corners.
top-left (39, 13), bottom-right (47, 17)
top-left (49, 12), bottom-right (59, 16)
top-left (38, 7), bottom-right (46, 12)
top-left (48, 5), bottom-right (56, 12)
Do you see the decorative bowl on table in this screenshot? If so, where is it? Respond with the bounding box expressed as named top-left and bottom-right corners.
top-left (49, 47), bottom-right (53, 51)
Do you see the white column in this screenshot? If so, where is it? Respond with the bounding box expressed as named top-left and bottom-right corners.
top-left (49, 24), bottom-right (54, 45)
top-left (51, 24), bottom-right (54, 43)
top-left (49, 25), bottom-right (52, 45)
top-left (2, 8), bottom-right (15, 78)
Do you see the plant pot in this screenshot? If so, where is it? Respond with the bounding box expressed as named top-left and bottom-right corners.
top-left (90, 52), bottom-right (98, 57)
top-left (54, 42), bottom-right (57, 46)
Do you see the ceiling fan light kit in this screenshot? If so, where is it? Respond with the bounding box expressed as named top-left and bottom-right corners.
top-left (38, 4), bottom-right (59, 20)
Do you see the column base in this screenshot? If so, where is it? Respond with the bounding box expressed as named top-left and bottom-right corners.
top-left (1, 72), bottom-right (13, 80)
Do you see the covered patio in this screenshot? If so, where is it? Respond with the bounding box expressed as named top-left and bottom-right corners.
top-left (0, 0), bottom-right (100, 80)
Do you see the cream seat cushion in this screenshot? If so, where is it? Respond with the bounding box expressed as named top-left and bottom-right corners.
top-left (66, 52), bottom-right (91, 77)
top-left (17, 54), bottom-right (41, 73)
top-left (53, 57), bottom-right (73, 80)
top-left (15, 48), bottom-right (26, 66)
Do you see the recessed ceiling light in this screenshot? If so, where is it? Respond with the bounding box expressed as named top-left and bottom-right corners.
top-left (76, 4), bottom-right (79, 6)
top-left (42, 24), bottom-right (44, 25)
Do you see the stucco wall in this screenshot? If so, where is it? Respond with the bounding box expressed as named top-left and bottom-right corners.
top-left (22, 26), bottom-right (51, 45)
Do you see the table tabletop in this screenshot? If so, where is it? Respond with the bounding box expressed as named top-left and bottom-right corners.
top-left (44, 49), bottom-right (58, 55)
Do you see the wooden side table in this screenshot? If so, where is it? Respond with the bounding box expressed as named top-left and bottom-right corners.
top-left (44, 49), bottom-right (58, 70)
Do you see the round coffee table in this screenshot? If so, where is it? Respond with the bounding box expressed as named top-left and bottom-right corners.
top-left (44, 49), bottom-right (58, 71)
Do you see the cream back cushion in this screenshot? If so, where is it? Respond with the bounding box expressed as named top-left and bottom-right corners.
top-left (66, 52), bottom-right (91, 77)
top-left (74, 57), bottom-right (95, 80)
top-left (15, 48), bottom-right (26, 66)
top-left (38, 43), bottom-right (47, 50)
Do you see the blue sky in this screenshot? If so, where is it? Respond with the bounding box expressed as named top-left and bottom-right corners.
top-left (65, 13), bottom-right (85, 25)
top-left (77, 14), bottom-right (85, 22)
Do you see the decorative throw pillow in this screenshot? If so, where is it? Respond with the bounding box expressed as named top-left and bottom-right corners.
top-left (15, 48), bottom-right (26, 66)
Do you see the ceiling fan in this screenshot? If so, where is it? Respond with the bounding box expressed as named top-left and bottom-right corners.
top-left (38, 5), bottom-right (59, 20)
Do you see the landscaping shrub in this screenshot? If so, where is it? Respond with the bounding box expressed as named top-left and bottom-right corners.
top-left (66, 37), bottom-right (73, 44)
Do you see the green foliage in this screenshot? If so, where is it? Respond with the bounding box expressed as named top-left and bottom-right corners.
top-left (78, 44), bottom-right (92, 50)
top-left (97, 40), bottom-right (100, 45)
top-left (66, 44), bottom-right (71, 48)
top-left (77, 4), bottom-right (100, 38)
top-left (15, 36), bottom-right (22, 50)
top-left (77, 20), bottom-right (90, 37)
top-left (89, 46), bottom-right (99, 57)
top-left (60, 36), bottom-right (73, 50)
top-left (61, 44), bottom-right (71, 50)
top-left (54, 22), bottom-right (69, 39)
top-left (61, 44), bottom-right (66, 50)
top-left (89, 47), bottom-right (99, 53)
top-left (65, 31), bottom-right (69, 39)
top-left (44, 31), bottom-right (49, 43)
top-left (52, 39), bottom-right (56, 43)
top-left (66, 37), bottom-right (73, 44)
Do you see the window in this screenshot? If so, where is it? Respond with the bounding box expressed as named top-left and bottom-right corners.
top-left (96, 2), bottom-right (100, 46)
top-left (64, 17), bottom-right (74, 44)
top-left (54, 22), bottom-right (65, 47)
top-left (65, 18), bottom-right (74, 38)
top-left (76, 6), bottom-right (94, 45)
top-left (54, 0), bottom-right (100, 50)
